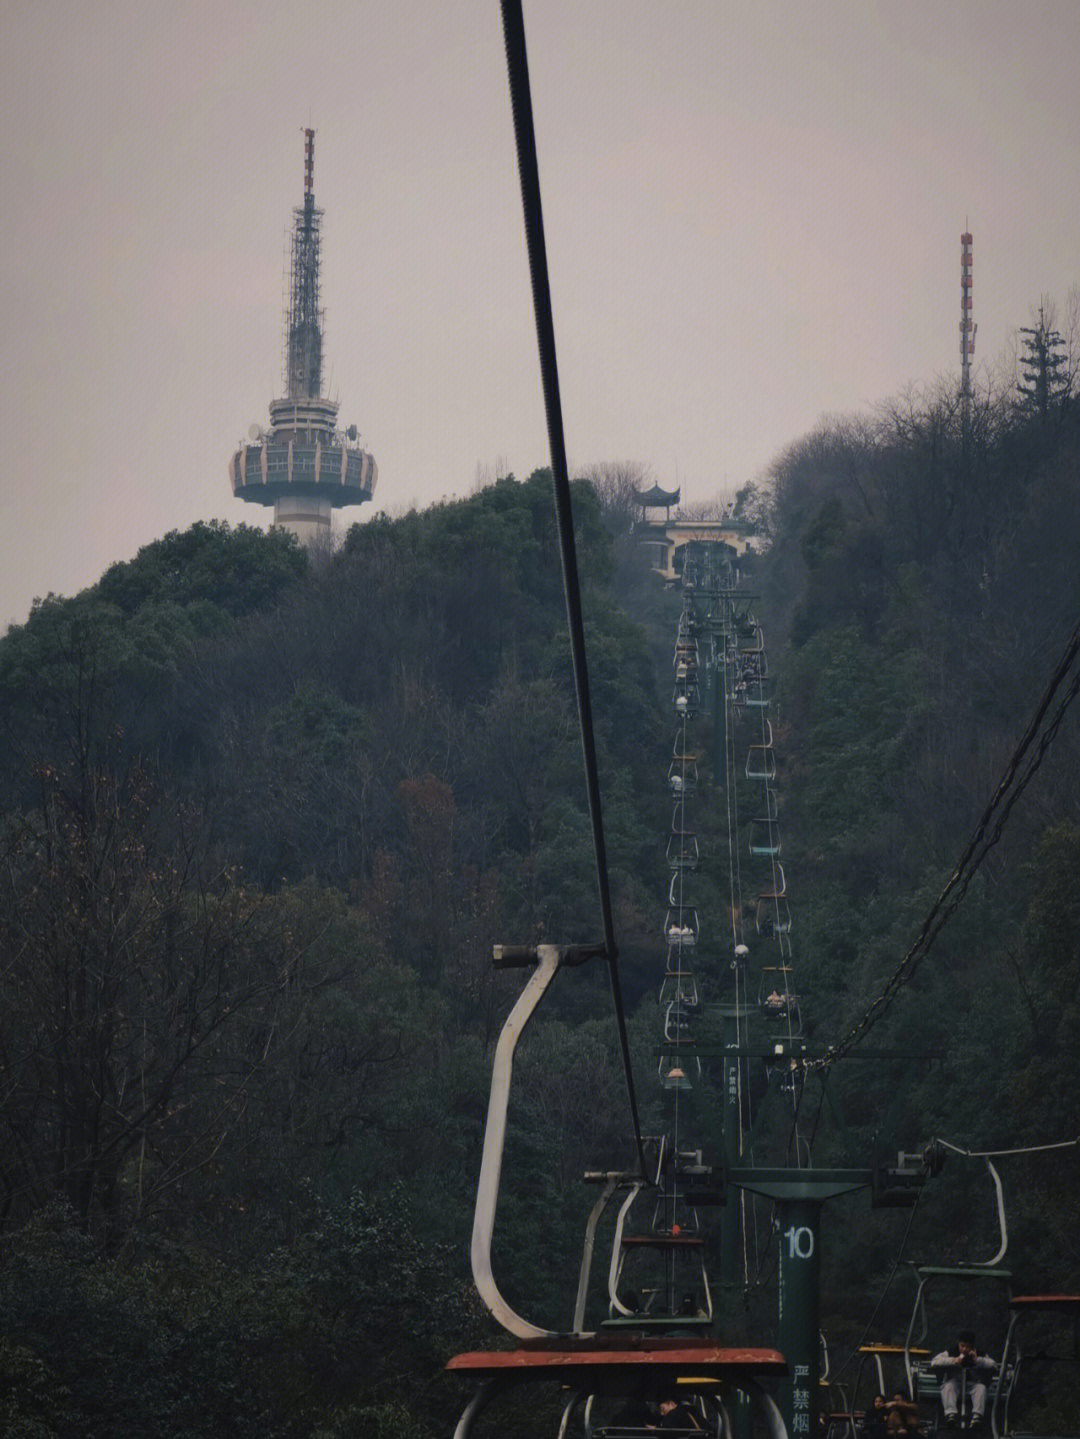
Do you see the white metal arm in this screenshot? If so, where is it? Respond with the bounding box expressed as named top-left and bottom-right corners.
top-left (470, 944), bottom-right (562, 1339)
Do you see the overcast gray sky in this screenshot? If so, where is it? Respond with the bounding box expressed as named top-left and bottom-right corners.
top-left (1, 0), bottom-right (1077, 630)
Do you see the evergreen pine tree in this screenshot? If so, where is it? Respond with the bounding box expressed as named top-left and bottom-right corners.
top-left (1017, 301), bottom-right (1069, 419)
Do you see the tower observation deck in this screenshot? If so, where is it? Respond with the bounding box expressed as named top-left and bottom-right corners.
top-left (230, 129), bottom-right (377, 544)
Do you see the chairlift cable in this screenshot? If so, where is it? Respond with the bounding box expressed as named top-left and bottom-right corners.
top-left (831, 1186), bottom-right (924, 1384)
top-left (499, 0), bottom-right (646, 1174)
top-left (819, 620), bottom-right (1080, 1067)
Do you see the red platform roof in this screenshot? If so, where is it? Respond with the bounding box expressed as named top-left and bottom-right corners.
top-left (447, 1338), bottom-right (786, 1391)
top-left (1010, 1294), bottom-right (1080, 1312)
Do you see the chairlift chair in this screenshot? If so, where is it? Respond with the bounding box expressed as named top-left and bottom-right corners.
top-left (755, 873), bottom-right (791, 937)
top-left (667, 831), bottom-right (700, 872)
top-left (749, 816), bottom-right (781, 857)
top-left (609, 1229), bottom-right (714, 1329)
top-left (993, 1294), bottom-right (1080, 1439)
top-left (665, 908), bottom-right (699, 948)
top-left (668, 755), bottom-right (699, 796)
top-left (746, 744), bottom-right (776, 782)
top-left (746, 722), bottom-right (776, 781)
top-left (673, 681), bottom-right (700, 719)
top-left (904, 1263), bottom-right (1014, 1434)
top-left (757, 964), bottom-right (800, 1029)
top-left (449, 1344), bottom-right (787, 1439)
top-left (846, 1345), bottom-right (930, 1439)
top-left (659, 971), bottom-right (699, 1008)
top-left (448, 944), bottom-right (789, 1439)
top-left (739, 651), bottom-right (769, 682)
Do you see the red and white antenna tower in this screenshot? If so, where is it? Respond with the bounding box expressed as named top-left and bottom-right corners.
top-left (960, 231), bottom-right (976, 436)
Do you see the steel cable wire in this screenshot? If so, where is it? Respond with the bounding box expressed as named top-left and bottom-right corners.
top-left (821, 653), bottom-right (1080, 1067)
top-left (499, 0), bottom-right (645, 1174)
top-left (831, 1187), bottom-right (924, 1385)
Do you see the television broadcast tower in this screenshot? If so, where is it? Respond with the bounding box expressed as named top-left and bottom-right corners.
top-left (230, 130), bottom-right (377, 544)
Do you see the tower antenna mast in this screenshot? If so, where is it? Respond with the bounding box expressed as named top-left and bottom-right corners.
top-left (960, 229), bottom-right (976, 451)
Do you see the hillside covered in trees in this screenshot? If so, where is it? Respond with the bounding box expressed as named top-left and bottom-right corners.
top-left (2, 326), bottom-right (1079, 1434)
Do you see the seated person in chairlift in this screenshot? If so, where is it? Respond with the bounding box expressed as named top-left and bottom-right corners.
top-left (657, 1396), bottom-right (704, 1431)
top-left (930, 1329), bottom-right (996, 1429)
top-left (864, 1393), bottom-right (919, 1437)
top-left (765, 989), bottom-right (789, 1014)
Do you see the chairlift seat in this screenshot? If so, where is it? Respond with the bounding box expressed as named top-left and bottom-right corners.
top-left (762, 995), bottom-right (797, 1015)
top-left (913, 1361), bottom-right (1011, 1411)
top-left (666, 927), bottom-right (697, 947)
top-left (749, 818), bottom-right (781, 857)
top-left (744, 678), bottom-right (772, 709)
top-left (660, 1063), bottom-right (693, 1091)
top-left (859, 1345), bottom-right (930, 1355)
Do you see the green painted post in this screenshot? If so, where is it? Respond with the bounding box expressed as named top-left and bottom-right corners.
top-left (777, 1199), bottom-right (822, 1439)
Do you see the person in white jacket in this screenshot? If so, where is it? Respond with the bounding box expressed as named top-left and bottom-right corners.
top-left (930, 1329), bottom-right (996, 1429)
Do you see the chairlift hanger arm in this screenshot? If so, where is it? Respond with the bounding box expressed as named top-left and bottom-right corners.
top-left (574, 1174), bottom-right (619, 1334)
top-left (472, 943), bottom-right (602, 1339)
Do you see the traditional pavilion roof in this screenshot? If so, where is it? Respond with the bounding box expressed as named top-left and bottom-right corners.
top-left (633, 484), bottom-right (681, 508)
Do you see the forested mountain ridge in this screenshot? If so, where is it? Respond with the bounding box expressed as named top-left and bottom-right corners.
top-left (1, 358), bottom-right (1079, 1434)
top-left (0, 474), bottom-right (667, 1437)
top-left (753, 377), bottom-right (1080, 1390)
